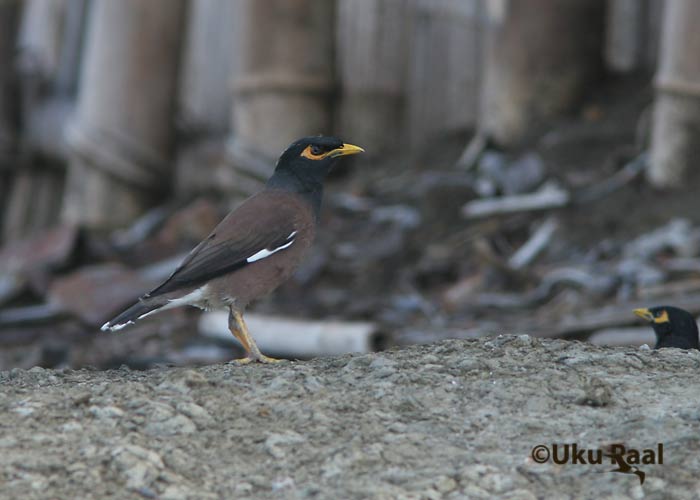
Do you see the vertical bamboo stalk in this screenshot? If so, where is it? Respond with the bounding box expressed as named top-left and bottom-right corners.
top-left (0, 0), bottom-right (19, 164)
top-left (178, 0), bottom-right (236, 137)
top-left (229, 0), bottom-right (335, 183)
top-left (62, 0), bottom-right (186, 229)
top-left (648, 0), bottom-right (700, 188)
top-left (0, 0), bottom-right (21, 242)
top-left (174, 0), bottom-right (238, 198)
top-left (406, 0), bottom-right (483, 154)
top-left (480, 0), bottom-right (605, 147)
top-left (3, 0), bottom-right (71, 242)
top-left (336, 0), bottom-right (410, 159)
top-left (605, 0), bottom-right (662, 73)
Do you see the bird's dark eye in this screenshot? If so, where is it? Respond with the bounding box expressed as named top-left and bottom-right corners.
top-left (310, 145), bottom-right (323, 156)
top-left (655, 310), bottom-right (663, 317)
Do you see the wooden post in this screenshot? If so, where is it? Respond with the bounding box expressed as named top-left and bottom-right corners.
top-left (480, 0), bottom-right (605, 147)
top-left (62, 0), bottom-right (185, 229)
top-left (0, 0), bottom-right (19, 165)
top-left (0, 0), bottom-right (21, 242)
top-left (648, 1), bottom-right (700, 188)
top-left (178, 0), bottom-right (236, 138)
top-left (2, 0), bottom-right (75, 241)
top-left (228, 0), bottom-right (335, 188)
top-left (335, 0), bottom-right (410, 160)
top-left (406, 0), bottom-right (484, 155)
top-left (174, 0), bottom-right (238, 198)
top-left (605, 0), bottom-right (661, 73)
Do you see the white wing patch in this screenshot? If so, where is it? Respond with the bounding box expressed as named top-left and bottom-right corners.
top-left (247, 231), bottom-right (297, 263)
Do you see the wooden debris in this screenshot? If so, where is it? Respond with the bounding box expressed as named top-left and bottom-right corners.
top-left (0, 303), bottom-right (65, 328)
top-left (573, 152), bottom-right (647, 204)
top-left (637, 278), bottom-right (700, 300)
top-left (455, 132), bottom-right (489, 170)
top-left (199, 312), bottom-right (390, 359)
top-left (0, 275), bottom-right (27, 308)
top-left (623, 218), bottom-right (700, 259)
top-left (531, 292), bottom-right (700, 338)
top-left (0, 224), bottom-right (77, 275)
top-left (48, 263), bottom-right (158, 327)
top-left (661, 257), bottom-right (700, 274)
top-left (462, 182), bottom-right (570, 219)
top-left (508, 216), bottom-right (558, 270)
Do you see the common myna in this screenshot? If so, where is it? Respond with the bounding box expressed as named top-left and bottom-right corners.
top-left (633, 306), bottom-right (699, 350)
top-left (102, 136), bottom-right (364, 363)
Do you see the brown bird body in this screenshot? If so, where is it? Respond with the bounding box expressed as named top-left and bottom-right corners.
top-left (102, 136), bottom-right (363, 363)
top-left (147, 190), bottom-right (315, 312)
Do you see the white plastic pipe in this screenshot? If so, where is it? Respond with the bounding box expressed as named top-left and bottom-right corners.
top-left (198, 312), bottom-right (390, 359)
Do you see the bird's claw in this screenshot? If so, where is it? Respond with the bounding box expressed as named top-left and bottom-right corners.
top-left (230, 355), bottom-right (284, 365)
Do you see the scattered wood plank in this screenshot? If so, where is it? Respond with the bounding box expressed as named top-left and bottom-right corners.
top-left (455, 132), bottom-right (489, 170)
top-left (530, 292), bottom-right (700, 338)
top-left (462, 182), bottom-right (570, 219)
top-left (508, 216), bottom-right (558, 270)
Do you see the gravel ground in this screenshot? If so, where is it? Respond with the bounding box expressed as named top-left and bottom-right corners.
top-left (1, 336), bottom-right (700, 499)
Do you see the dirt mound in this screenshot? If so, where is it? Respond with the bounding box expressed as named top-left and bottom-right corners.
top-left (1, 336), bottom-right (698, 499)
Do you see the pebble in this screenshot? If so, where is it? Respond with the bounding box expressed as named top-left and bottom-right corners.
top-left (264, 431), bottom-right (307, 459)
top-left (145, 414), bottom-right (196, 436)
top-left (89, 405), bottom-right (125, 419)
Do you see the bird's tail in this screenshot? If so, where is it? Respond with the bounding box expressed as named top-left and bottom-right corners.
top-left (101, 298), bottom-right (167, 332)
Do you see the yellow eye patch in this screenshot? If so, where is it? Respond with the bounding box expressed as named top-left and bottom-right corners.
top-left (300, 145), bottom-right (328, 160)
top-left (653, 310), bottom-right (670, 324)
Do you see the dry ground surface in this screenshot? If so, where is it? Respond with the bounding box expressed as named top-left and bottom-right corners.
top-left (1, 336), bottom-right (700, 500)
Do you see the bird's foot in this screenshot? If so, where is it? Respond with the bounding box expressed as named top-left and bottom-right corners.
top-left (230, 354), bottom-right (284, 365)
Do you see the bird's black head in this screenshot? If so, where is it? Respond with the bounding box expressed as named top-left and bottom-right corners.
top-left (267, 136), bottom-right (364, 213)
top-left (634, 306), bottom-right (699, 349)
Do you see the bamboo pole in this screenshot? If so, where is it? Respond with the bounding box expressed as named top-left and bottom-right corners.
top-left (178, 0), bottom-right (236, 137)
top-left (174, 0), bottom-right (238, 198)
top-left (62, 0), bottom-right (185, 229)
top-left (2, 0), bottom-right (73, 241)
top-left (335, 0), bottom-right (410, 159)
top-left (480, 0), bottom-right (605, 147)
top-left (0, 0), bottom-right (19, 165)
top-left (228, 0), bottom-right (335, 188)
top-left (406, 0), bottom-right (483, 153)
top-left (648, 0), bottom-right (700, 188)
top-left (605, 0), bottom-right (662, 73)
top-left (0, 0), bottom-right (21, 242)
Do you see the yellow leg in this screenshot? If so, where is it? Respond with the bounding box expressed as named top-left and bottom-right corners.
top-left (228, 309), bottom-right (282, 364)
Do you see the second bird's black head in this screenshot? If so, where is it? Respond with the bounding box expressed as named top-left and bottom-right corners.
top-left (267, 136), bottom-right (364, 214)
top-left (634, 306), bottom-right (700, 350)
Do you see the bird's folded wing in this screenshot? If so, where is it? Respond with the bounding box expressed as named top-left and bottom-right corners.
top-left (145, 215), bottom-right (297, 298)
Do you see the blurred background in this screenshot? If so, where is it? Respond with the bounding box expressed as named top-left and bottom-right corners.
top-left (1, 0), bottom-right (700, 369)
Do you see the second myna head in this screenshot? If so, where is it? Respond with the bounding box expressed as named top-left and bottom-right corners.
top-left (633, 306), bottom-right (699, 350)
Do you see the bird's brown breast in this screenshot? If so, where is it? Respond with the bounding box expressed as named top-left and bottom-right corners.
top-left (205, 190), bottom-right (317, 310)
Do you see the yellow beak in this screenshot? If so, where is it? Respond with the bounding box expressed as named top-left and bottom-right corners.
top-left (633, 308), bottom-right (654, 322)
top-left (329, 143), bottom-right (365, 158)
